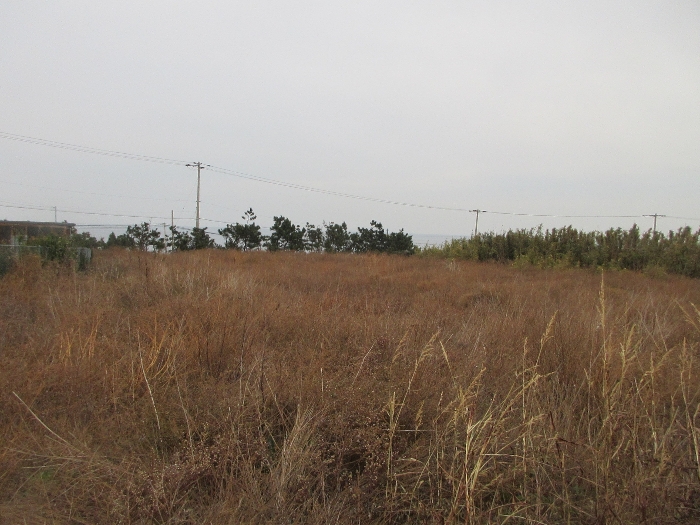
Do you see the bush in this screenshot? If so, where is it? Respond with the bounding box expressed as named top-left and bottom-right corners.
top-left (420, 225), bottom-right (700, 278)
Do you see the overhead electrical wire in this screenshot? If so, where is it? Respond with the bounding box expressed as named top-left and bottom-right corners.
top-left (0, 178), bottom-right (192, 204)
top-left (0, 131), bottom-right (187, 166)
top-left (665, 215), bottom-right (700, 221)
top-left (477, 210), bottom-right (642, 219)
top-left (1, 130), bottom-right (699, 222)
top-left (76, 224), bottom-right (139, 228)
top-left (0, 202), bottom-right (193, 221)
top-left (200, 165), bottom-right (697, 220)
top-left (206, 164), bottom-right (472, 212)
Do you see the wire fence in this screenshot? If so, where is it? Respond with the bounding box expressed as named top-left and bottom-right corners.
top-left (0, 245), bottom-right (92, 276)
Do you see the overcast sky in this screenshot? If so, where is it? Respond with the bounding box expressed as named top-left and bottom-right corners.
top-left (1, 1), bottom-right (699, 241)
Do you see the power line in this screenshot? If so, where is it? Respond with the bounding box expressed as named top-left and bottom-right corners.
top-left (207, 165), bottom-right (473, 212)
top-left (2, 131), bottom-right (480, 212)
top-left (2, 130), bottom-right (700, 222)
top-left (666, 215), bottom-right (700, 221)
top-left (0, 131), bottom-right (187, 166)
top-left (1, 200), bottom-right (233, 228)
top-left (483, 210), bottom-right (641, 219)
top-left (4, 200), bottom-right (699, 237)
top-left (0, 203), bottom-right (51, 213)
top-left (199, 217), bottom-right (235, 225)
top-left (0, 178), bottom-right (192, 204)
top-left (0, 202), bottom-right (194, 221)
top-left (0, 177), bottom-right (242, 213)
top-left (75, 224), bottom-right (136, 228)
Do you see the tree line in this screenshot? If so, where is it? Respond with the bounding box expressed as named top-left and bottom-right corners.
top-left (15, 217), bottom-right (700, 278)
top-left (420, 224), bottom-right (700, 278)
top-left (102, 209), bottom-right (415, 255)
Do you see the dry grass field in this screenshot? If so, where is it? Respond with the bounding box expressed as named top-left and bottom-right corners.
top-left (2, 250), bottom-right (700, 524)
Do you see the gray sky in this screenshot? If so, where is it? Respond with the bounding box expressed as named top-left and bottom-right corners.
top-left (1, 0), bottom-right (699, 241)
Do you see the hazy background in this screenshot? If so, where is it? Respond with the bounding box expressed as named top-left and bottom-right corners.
top-left (1, 1), bottom-right (699, 244)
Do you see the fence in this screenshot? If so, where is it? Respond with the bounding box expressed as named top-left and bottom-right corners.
top-left (0, 245), bottom-right (92, 275)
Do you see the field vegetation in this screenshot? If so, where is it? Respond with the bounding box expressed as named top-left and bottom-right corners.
top-left (2, 249), bottom-right (700, 523)
top-left (419, 225), bottom-right (700, 278)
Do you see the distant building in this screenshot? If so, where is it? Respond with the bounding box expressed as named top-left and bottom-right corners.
top-left (0, 220), bottom-right (75, 245)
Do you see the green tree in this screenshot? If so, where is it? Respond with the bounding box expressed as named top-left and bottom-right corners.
top-left (351, 221), bottom-right (387, 253)
top-left (191, 227), bottom-right (216, 250)
top-left (106, 231), bottom-right (135, 248)
top-left (266, 216), bottom-right (305, 251)
top-left (70, 231), bottom-right (101, 249)
top-left (122, 222), bottom-right (164, 251)
top-left (166, 226), bottom-right (215, 251)
top-left (323, 222), bottom-right (351, 253)
top-left (304, 223), bottom-right (324, 252)
top-left (219, 208), bottom-right (262, 251)
top-left (168, 226), bottom-right (192, 251)
top-left (386, 229), bottom-right (414, 255)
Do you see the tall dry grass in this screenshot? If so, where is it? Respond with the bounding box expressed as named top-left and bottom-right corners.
top-left (2, 250), bottom-right (700, 524)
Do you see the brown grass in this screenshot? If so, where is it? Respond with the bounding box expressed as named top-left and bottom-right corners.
top-left (2, 250), bottom-right (700, 524)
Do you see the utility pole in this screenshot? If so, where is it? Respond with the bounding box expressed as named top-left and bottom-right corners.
top-left (171, 210), bottom-right (174, 252)
top-left (644, 213), bottom-right (666, 234)
top-left (469, 209), bottom-right (484, 237)
top-left (54, 206), bottom-right (57, 222)
top-left (186, 162), bottom-right (205, 229)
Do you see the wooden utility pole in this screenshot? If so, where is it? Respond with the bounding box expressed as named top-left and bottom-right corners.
top-left (469, 209), bottom-right (484, 236)
top-left (186, 162), bottom-right (204, 229)
top-left (644, 213), bottom-right (666, 234)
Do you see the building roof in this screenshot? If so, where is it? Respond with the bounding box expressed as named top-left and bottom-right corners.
top-left (0, 220), bottom-right (76, 228)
